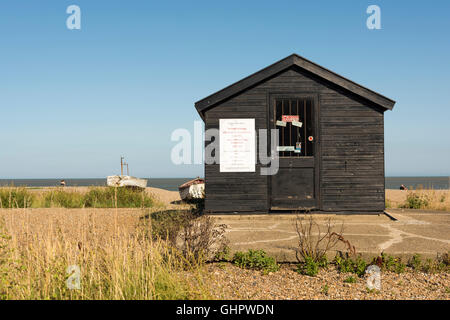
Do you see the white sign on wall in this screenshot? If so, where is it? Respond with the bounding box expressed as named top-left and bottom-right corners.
top-left (219, 118), bottom-right (255, 172)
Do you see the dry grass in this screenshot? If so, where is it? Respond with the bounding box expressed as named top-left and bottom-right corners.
top-left (386, 189), bottom-right (450, 211)
top-left (0, 208), bottom-right (210, 300)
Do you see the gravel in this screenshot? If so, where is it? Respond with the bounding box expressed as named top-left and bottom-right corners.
top-left (206, 263), bottom-right (450, 300)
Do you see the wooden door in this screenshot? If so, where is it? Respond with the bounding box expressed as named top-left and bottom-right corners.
top-left (269, 95), bottom-right (319, 210)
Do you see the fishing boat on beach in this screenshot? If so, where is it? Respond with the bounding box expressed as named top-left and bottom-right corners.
top-left (178, 177), bottom-right (205, 201)
top-left (106, 157), bottom-right (147, 189)
top-left (106, 175), bottom-right (147, 188)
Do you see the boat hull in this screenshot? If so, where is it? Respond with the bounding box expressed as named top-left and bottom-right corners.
top-left (178, 178), bottom-right (205, 201)
top-left (107, 175), bottom-right (147, 188)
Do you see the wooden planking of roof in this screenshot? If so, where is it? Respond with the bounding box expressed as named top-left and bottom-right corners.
top-left (195, 54), bottom-right (396, 119)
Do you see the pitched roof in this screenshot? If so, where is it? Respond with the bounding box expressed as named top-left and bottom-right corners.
top-left (195, 54), bottom-right (395, 119)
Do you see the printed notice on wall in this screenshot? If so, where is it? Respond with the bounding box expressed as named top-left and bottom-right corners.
top-left (219, 119), bottom-right (255, 172)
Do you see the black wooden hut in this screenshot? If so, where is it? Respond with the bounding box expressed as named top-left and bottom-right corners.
top-left (195, 54), bottom-right (395, 214)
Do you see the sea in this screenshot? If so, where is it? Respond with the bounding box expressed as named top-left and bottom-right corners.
top-left (0, 178), bottom-right (192, 191)
top-left (0, 177), bottom-right (448, 191)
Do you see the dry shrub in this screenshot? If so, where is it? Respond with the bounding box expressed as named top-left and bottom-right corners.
top-left (401, 192), bottom-right (430, 209)
top-left (294, 214), bottom-right (353, 263)
top-left (180, 211), bottom-right (228, 262)
top-left (144, 203), bottom-right (228, 263)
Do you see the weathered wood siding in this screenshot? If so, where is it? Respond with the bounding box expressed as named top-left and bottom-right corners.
top-left (320, 89), bottom-right (385, 212)
top-left (204, 66), bottom-right (385, 213)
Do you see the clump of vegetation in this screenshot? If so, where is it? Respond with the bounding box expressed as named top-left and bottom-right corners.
top-left (321, 284), bottom-right (329, 296)
top-left (296, 254), bottom-right (329, 277)
top-left (401, 192), bottom-right (430, 209)
top-left (344, 276), bottom-right (357, 284)
top-left (421, 254), bottom-right (449, 274)
top-left (294, 214), bottom-right (357, 277)
top-left (148, 209), bottom-right (190, 244)
top-left (0, 187), bottom-right (34, 208)
top-left (371, 252), bottom-right (406, 273)
top-left (437, 252), bottom-right (450, 267)
top-left (421, 258), bottom-right (439, 273)
top-left (214, 245), bottom-right (232, 262)
top-left (407, 252), bottom-right (449, 273)
top-left (386, 190), bottom-right (449, 211)
top-left (294, 214), bottom-right (349, 263)
top-left (317, 254), bottom-right (329, 269)
top-left (408, 254), bottom-right (422, 270)
top-left (0, 187), bottom-right (156, 209)
top-left (334, 253), bottom-right (367, 277)
top-left (385, 254), bottom-right (406, 273)
top-left (296, 256), bottom-right (319, 276)
top-left (42, 190), bottom-right (85, 208)
top-left (232, 249), bottom-right (279, 274)
top-left (83, 187), bottom-right (154, 208)
top-left (366, 287), bottom-right (379, 294)
top-left (144, 199), bottom-right (228, 263)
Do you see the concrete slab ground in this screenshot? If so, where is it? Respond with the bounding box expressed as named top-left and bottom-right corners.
top-left (213, 209), bottom-right (450, 262)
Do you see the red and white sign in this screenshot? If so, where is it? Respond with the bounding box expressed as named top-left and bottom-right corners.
top-left (282, 115), bottom-right (299, 122)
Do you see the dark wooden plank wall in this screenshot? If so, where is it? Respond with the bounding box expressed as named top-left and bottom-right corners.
top-left (204, 67), bottom-right (385, 213)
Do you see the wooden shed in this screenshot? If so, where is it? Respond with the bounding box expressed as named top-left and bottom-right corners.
top-left (195, 54), bottom-right (395, 214)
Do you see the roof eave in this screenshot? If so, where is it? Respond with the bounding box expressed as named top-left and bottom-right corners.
top-left (195, 54), bottom-right (396, 120)
top-left (291, 55), bottom-right (396, 110)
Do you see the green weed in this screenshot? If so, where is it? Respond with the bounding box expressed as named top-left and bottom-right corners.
top-left (321, 284), bottom-right (329, 295)
top-left (344, 276), bottom-right (357, 284)
top-left (334, 253), bottom-right (367, 277)
top-left (401, 192), bottom-right (430, 209)
top-left (232, 249), bottom-right (279, 274)
top-left (296, 256), bottom-right (319, 277)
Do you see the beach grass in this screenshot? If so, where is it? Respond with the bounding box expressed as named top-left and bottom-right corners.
top-left (0, 208), bottom-right (209, 300)
top-left (386, 189), bottom-right (450, 211)
top-left (1, 186), bottom-right (448, 211)
top-left (0, 187), bottom-right (156, 209)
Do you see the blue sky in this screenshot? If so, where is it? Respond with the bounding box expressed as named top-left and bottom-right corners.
top-left (0, 0), bottom-right (449, 178)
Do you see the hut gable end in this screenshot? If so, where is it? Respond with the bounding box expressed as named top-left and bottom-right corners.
top-left (195, 54), bottom-right (395, 119)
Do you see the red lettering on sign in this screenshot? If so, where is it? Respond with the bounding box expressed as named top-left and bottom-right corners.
top-left (282, 115), bottom-right (299, 122)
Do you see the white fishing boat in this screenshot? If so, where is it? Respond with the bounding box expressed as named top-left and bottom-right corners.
top-left (178, 177), bottom-right (205, 201)
top-left (107, 175), bottom-right (147, 188)
top-left (106, 157), bottom-right (147, 189)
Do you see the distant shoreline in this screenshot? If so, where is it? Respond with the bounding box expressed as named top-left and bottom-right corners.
top-left (0, 176), bottom-right (449, 190)
top-left (0, 178), bottom-right (194, 191)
